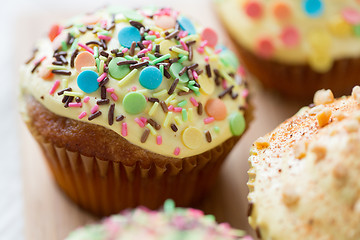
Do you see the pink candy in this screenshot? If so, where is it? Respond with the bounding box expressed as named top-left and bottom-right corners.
top-left (121, 123), bottom-right (128, 137)
top-left (49, 80), bottom-right (60, 95)
top-left (204, 117), bottom-right (215, 124)
top-left (106, 88), bottom-right (114, 93)
top-left (78, 43), bottom-right (94, 54)
top-left (173, 147), bottom-right (180, 156)
top-left (83, 96), bottom-right (90, 103)
top-left (78, 111), bottom-right (87, 119)
top-left (68, 102), bottom-right (82, 107)
top-left (97, 72), bottom-right (107, 82)
top-left (98, 35), bottom-right (111, 41)
top-left (190, 97), bottom-right (199, 107)
top-left (122, 48), bottom-right (128, 53)
top-left (180, 40), bottom-right (188, 51)
top-left (135, 118), bottom-right (145, 128)
top-left (174, 107), bottom-right (182, 112)
top-left (110, 93), bottom-right (118, 101)
top-left (91, 104), bottom-right (99, 114)
top-left (156, 135), bottom-right (162, 145)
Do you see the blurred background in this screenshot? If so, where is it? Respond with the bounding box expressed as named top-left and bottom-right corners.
top-left (2, 0), bottom-right (301, 239)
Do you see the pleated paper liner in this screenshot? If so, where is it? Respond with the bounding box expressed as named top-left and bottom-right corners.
top-left (33, 132), bottom-right (239, 216)
top-left (235, 41), bottom-right (360, 101)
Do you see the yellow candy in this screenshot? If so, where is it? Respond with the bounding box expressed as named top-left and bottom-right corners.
top-left (159, 40), bottom-right (178, 58)
top-left (181, 127), bottom-right (203, 149)
top-left (309, 51), bottom-right (332, 73)
top-left (198, 74), bottom-right (215, 95)
top-left (307, 30), bottom-right (331, 50)
top-left (329, 16), bottom-right (352, 37)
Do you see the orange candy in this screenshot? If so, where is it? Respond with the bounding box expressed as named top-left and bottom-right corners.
top-left (205, 98), bottom-right (227, 121)
top-left (38, 59), bottom-right (54, 80)
top-left (48, 24), bottom-right (61, 42)
top-left (75, 51), bottom-right (96, 72)
top-left (273, 2), bottom-right (291, 20)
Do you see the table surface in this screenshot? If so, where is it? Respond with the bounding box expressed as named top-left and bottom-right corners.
top-left (17, 1), bottom-right (305, 239)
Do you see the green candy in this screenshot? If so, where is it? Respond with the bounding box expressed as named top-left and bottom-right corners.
top-left (123, 92), bottom-right (147, 115)
top-left (220, 49), bottom-right (239, 70)
top-left (108, 57), bottom-right (130, 80)
top-left (170, 62), bottom-right (189, 83)
top-left (229, 112), bottom-right (246, 136)
top-left (123, 10), bottom-right (144, 22)
top-left (163, 199), bottom-right (175, 214)
top-left (354, 25), bottom-right (360, 37)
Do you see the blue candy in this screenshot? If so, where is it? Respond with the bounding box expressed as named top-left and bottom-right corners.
top-left (139, 66), bottom-right (163, 90)
top-left (118, 26), bottom-right (141, 48)
top-left (77, 70), bottom-right (99, 93)
top-left (302, 0), bottom-right (323, 17)
top-left (178, 16), bottom-right (196, 35)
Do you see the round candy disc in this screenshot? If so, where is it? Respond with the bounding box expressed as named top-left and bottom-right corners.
top-left (198, 75), bottom-right (214, 95)
top-left (219, 48), bottom-right (240, 69)
top-left (123, 10), bottom-right (144, 22)
top-left (205, 98), bottom-right (227, 121)
top-left (159, 40), bottom-right (178, 59)
top-left (123, 92), bottom-right (147, 115)
top-left (118, 26), bottom-right (141, 48)
top-left (139, 66), bottom-right (163, 90)
top-left (273, 2), bottom-right (291, 20)
top-left (48, 24), bottom-right (61, 42)
top-left (244, 1), bottom-right (263, 19)
top-left (302, 0), bottom-right (323, 17)
top-left (182, 127), bottom-right (203, 149)
top-left (155, 15), bottom-right (176, 29)
top-left (178, 16), bottom-right (196, 35)
top-left (108, 57), bottom-right (131, 80)
top-left (201, 28), bottom-right (218, 47)
top-left (75, 51), bottom-right (96, 72)
top-left (229, 112), bottom-right (246, 136)
top-left (77, 70), bottom-right (99, 93)
top-left (256, 38), bottom-right (274, 58)
top-left (280, 26), bottom-right (300, 47)
top-left (342, 8), bottom-right (360, 24)
top-left (169, 62), bottom-right (189, 83)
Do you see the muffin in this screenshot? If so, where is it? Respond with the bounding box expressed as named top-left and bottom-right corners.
top-left (65, 199), bottom-right (253, 240)
top-left (215, 0), bottom-right (360, 99)
top-left (19, 6), bottom-right (251, 216)
top-left (247, 87), bottom-right (360, 239)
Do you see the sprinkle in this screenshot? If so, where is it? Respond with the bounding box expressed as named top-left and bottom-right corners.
top-left (51, 70), bottom-right (71, 75)
top-left (205, 130), bottom-right (212, 143)
top-left (64, 96), bottom-right (74, 108)
top-left (99, 77), bottom-right (109, 87)
top-left (168, 105), bottom-right (174, 111)
top-left (205, 64), bottom-right (212, 78)
top-left (63, 91), bottom-right (85, 98)
top-left (188, 108), bottom-right (194, 122)
top-left (150, 53), bottom-right (171, 65)
top-left (106, 88), bottom-right (115, 93)
top-left (174, 107), bottom-right (182, 112)
top-left (180, 40), bottom-right (188, 51)
top-left (108, 103), bottom-right (115, 125)
top-left (117, 60), bottom-right (137, 66)
top-left (182, 109), bottom-right (188, 121)
top-left (83, 96), bottom-right (90, 103)
top-left (129, 20), bottom-right (145, 29)
top-left (174, 147), bottom-right (180, 156)
top-left (192, 70), bottom-right (198, 80)
top-left (134, 118), bottom-right (145, 128)
top-left (97, 72), bottom-right (107, 82)
top-left (68, 102), bottom-right (82, 107)
top-left (174, 116), bottom-right (183, 126)
top-left (81, 66), bottom-right (97, 71)
top-left (153, 89), bottom-right (168, 98)
top-left (148, 102), bottom-right (159, 116)
top-left (78, 43), bottom-right (94, 54)
top-left (147, 118), bottom-right (161, 130)
top-left (198, 102), bottom-right (203, 115)
top-left (78, 111), bottom-right (87, 119)
top-left (170, 47), bottom-right (189, 55)
top-left (116, 115), bottom-right (125, 122)
top-left (98, 35), bottom-right (111, 41)
top-left (219, 85), bottom-right (234, 99)
top-left (159, 100), bottom-right (169, 113)
top-left (177, 100), bottom-right (187, 107)
top-left (110, 93), bottom-right (118, 101)
top-left (88, 110), bottom-right (102, 121)
top-left (118, 69), bottom-right (139, 87)
top-left (189, 97), bottom-right (198, 107)
top-left (91, 104), bottom-right (99, 114)
top-left (165, 29), bottom-right (179, 40)
top-left (57, 87), bottom-right (72, 96)
top-left (31, 56), bottom-right (46, 73)
top-left (97, 99), bottom-right (110, 105)
top-left (156, 135), bottom-right (162, 145)
top-left (168, 78), bottom-right (179, 95)
top-left (165, 93), bottom-right (176, 104)
top-left (49, 80), bottom-right (61, 95)
top-left (121, 122), bottom-right (128, 136)
top-left (101, 86), bottom-right (107, 99)
top-left (170, 123), bottom-right (178, 132)
top-left (129, 61), bottom-right (149, 70)
top-left (204, 117), bottom-right (215, 124)
top-left (163, 112), bottom-right (173, 127)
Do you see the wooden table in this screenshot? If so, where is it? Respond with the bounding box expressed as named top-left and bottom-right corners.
top-left (18, 1), bottom-right (304, 239)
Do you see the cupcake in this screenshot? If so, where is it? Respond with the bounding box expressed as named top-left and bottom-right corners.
top-left (247, 87), bottom-right (360, 239)
top-left (19, 6), bottom-right (251, 216)
top-left (215, 0), bottom-right (360, 99)
top-left (65, 199), bottom-right (253, 240)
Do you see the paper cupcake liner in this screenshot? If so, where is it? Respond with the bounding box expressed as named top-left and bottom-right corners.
top-left (235, 42), bottom-right (360, 100)
top-left (31, 130), bottom-right (239, 216)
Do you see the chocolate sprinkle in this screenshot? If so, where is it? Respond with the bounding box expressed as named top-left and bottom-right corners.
top-left (31, 61), bottom-right (42, 73)
top-left (101, 86), bottom-right (106, 99)
top-left (99, 77), bottom-right (109, 87)
top-left (85, 40), bottom-right (103, 46)
top-left (188, 46), bottom-right (193, 61)
top-left (154, 53), bottom-right (163, 58)
top-left (163, 69), bottom-right (171, 79)
top-left (197, 102), bottom-right (203, 115)
top-left (97, 99), bottom-right (110, 105)
top-left (116, 115), bottom-right (125, 122)
top-left (108, 103), bottom-right (115, 126)
top-left (205, 64), bottom-right (212, 78)
top-left (64, 96), bottom-right (74, 108)
top-left (155, 44), bottom-right (160, 53)
top-left (256, 227), bottom-right (262, 239)
top-left (59, 55), bottom-right (68, 65)
top-left (170, 123), bottom-right (178, 132)
top-left (186, 40), bottom-right (196, 46)
top-left (70, 49), bottom-right (79, 68)
top-left (137, 53), bottom-right (145, 58)
top-left (117, 60), bottom-right (138, 66)
top-left (160, 101), bottom-right (168, 113)
top-left (165, 30), bottom-right (179, 40)
top-left (140, 128), bottom-right (150, 143)
top-left (100, 51), bottom-right (109, 58)
top-left (116, 52), bottom-right (124, 57)
top-left (51, 70), bottom-right (71, 75)
top-left (52, 61), bottom-right (64, 66)
top-left (130, 61), bottom-right (149, 70)
top-left (196, 69), bottom-right (203, 75)
top-left (26, 48), bottom-right (38, 64)
top-left (178, 90), bottom-right (193, 96)
top-left (231, 92), bottom-right (239, 99)
top-left (178, 66), bottom-right (187, 76)
top-left (111, 49), bottom-right (119, 54)
top-left (137, 41), bottom-right (145, 50)
top-left (247, 202), bottom-right (253, 217)
top-left (168, 78), bottom-right (179, 95)
top-left (205, 130), bottom-right (212, 143)
top-left (188, 63), bottom-right (198, 70)
top-left (106, 23), bottom-right (115, 31)
top-left (75, 97), bottom-right (81, 103)
top-left (148, 97), bottom-right (159, 103)
top-left (62, 95), bottom-right (69, 103)
top-left (57, 87), bottom-right (72, 96)
top-left (214, 76), bottom-right (220, 86)
top-left (187, 69), bottom-right (194, 80)
top-left (169, 58), bottom-right (178, 64)
top-left (88, 111), bottom-right (102, 121)
top-left (148, 118), bottom-right (161, 130)
top-left (129, 41), bottom-right (136, 56)
top-left (129, 20), bottom-right (145, 30)
top-left (218, 86), bottom-right (234, 99)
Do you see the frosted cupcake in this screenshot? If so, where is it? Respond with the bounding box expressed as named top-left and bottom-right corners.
top-left (66, 199), bottom-right (253, 240)
top-left (248, 87), bottom-right (360, 239)
top-left (215, 0), bottom-right (360, 99)
top-left (19, 6), bottom-right (251, 216)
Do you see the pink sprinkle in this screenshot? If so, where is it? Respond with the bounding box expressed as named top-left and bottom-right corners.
top-left (138, 49), bottom-right (149, 54)
top-left (155, 32), bottom-right (160, 38)
top-left (204, 117), bottom-right (215, 124)
top-left (197, 47), bottom-right (204, 54)
top-left (135, 118), bottom-right (145, 128)
top-left (83, 96), bottom-right (90, 103)
top-left (142, 40), bottom-right (152, 45)
top-left (91, 104), bottom-right (99, 114)
top-left (49, 80), bottom-right (60, 95)
top-left (148, 30), bottom-right (154, 35)
top-left (78, 111), bottom-right (87, 119)
top-left (141, 57), bottom-right (150, 61)
top-left (174, 147), bottom-right (180, 156)
top-left (147, 43), bottom-right (153, 51)
top-left (174, 107), bottom-right (182, 112)
top-left (131, 86), bottom-right (137, 91)
top-left (192, 70), bottom-right (198, 80)
top-left (242, 89), bottom-right (249, 98)
top-left (122, 48), bottom-right (128, 53)
top-left (121, 123), bottom-right (128, 137)
top-left (35, 56), bottom-right (47, 65)
top-left (190, 97), bottom-right (198, 107)
top-left (204, 56), bottom-right (209, 62)
top-left (222, 79), bottom-right (228, 89)
top-left (140, 117), bottom-right (148, 124)
top-left (68, 102), bottom-right (82, 107)
top-left (214, 49), bottom-right (222, 54)
top-left (98, 35), bottom-right (112, 41)
top-left (188, 208), bottom-right (204, 218)
top-left (179, 31), bottom-right (188, 38)
top-left (200, 40), bottom-right (208, 48)
top-left (78, 43), bottom-right (94, 54)
top-left (110, 93), bottom-right (118, 101)
top-left (97, 72), bottom-right (107, 82)
top-left (156, 135), bottom-right (162, 145)
top-left (168, 105), bottom-right (174, 111)
top-left (238, 66), bottom-right (246, 76)
top-left (106, 87), bottom-right (114, 93)
top-left (100, 20), bottom-right (107, 28)
top-left (180, 40), bottom-right (188, 51)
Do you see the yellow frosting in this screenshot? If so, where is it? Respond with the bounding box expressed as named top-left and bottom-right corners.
top-left (20, 7), bottom-right (248, 158)
top-left (215, 0), bottom-right (360, 72)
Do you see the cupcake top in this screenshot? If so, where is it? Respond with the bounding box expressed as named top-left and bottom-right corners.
top-left (20, 6), bottom-right (248, 158)
top-left (248, 87), bottom-right (360, 239)
top-left (65, 200), bottom-right (251, 240)
top-left (215, 0), bottom-right (360, 72)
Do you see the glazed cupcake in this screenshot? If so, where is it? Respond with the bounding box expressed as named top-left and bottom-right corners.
top-left (65, 199), bottom-right (253, 240)
top-left (19, 6), bottom-right (251, 216)
top-left (215, 0), bottom-right (360, 99)
top-left (247, 87), bottom-right (360, 239)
